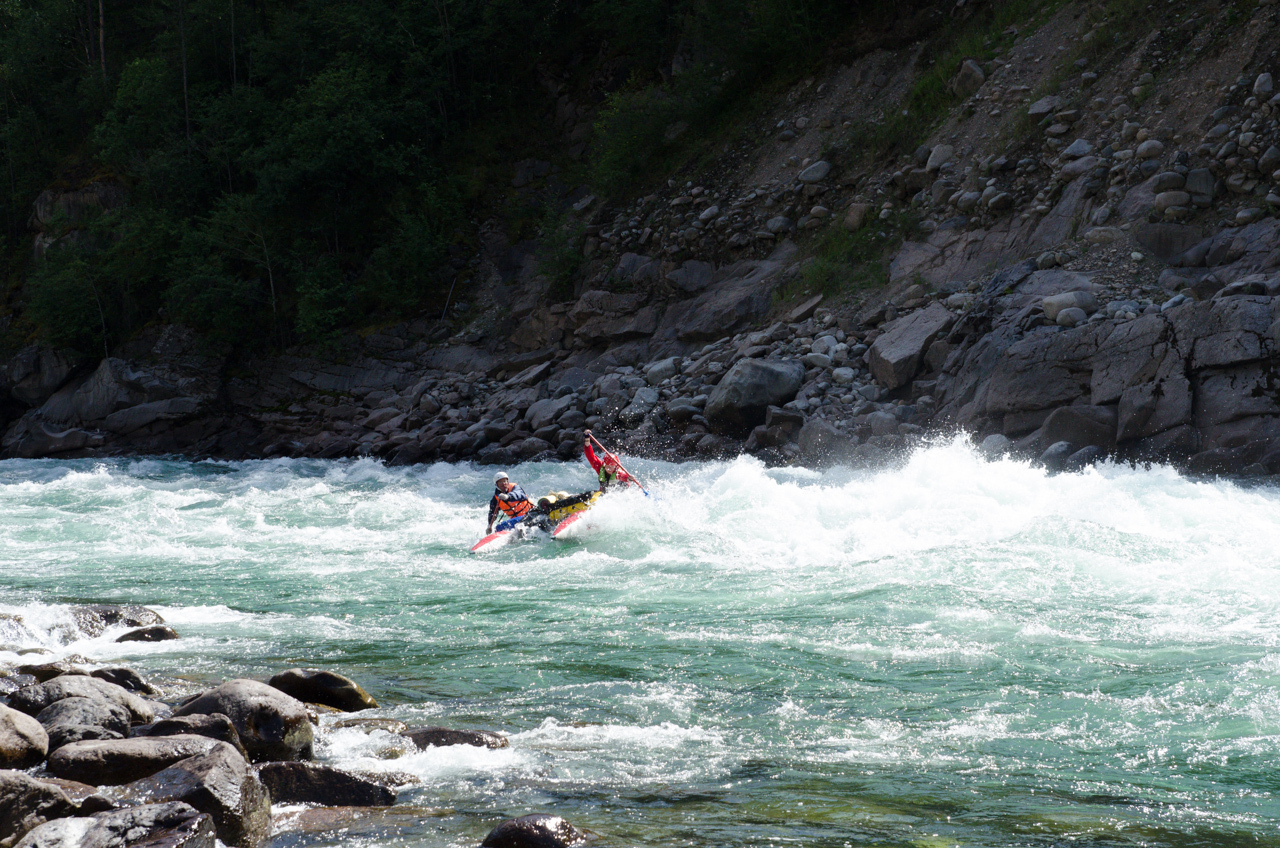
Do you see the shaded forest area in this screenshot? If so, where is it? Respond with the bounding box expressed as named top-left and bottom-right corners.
top-left (0, 0), bottom-right (904, 355)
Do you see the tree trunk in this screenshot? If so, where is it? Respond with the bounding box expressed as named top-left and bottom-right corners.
top-left (230, 0), bottom-right (237, 86)
top-left (179, 0), bottom-right (191, 149)
top-left (98, 0), bottom-right (106, 78)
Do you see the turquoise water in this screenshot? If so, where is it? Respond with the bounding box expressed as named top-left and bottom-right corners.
top-left (1, 439), bottom-right (1278, 848)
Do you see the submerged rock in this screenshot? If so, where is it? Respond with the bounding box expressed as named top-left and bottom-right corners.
top-left (480, 814), bottom-right (590, 848)
top-left (256, 762), bottom-right (395, 807)
top-left (404, 727), bottom-right (509, 750)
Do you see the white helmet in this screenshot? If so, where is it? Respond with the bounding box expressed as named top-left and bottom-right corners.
top-left (493, 471), bottom-right (509, 484)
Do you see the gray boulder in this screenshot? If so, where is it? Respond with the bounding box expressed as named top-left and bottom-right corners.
top-left (132, 715), bottom-right (248, 760)
top-left (3, 346), bottom-right (79, 406)
top-left (0, 706), bottom-right (48, 770)
top-left (704, 359), bottom-right (805, 436)
top-left (481, 814), bottom-right (589, 848)
top-left (13, 802), bottom-right (214, 848)
top-left (47, 736), bottom-right (221, 786)
top-left (9, 676), bottom-right (154, 725)
top-left (90, 668), bottom-right (155, 695)
top-left (868, 303), bottom-right (955, 389)
top-left (255, 762), bottom-right (394, 807)
top-left (404, 727), bottom-right (509, 749)
top-left (37, 697), bottom-right (131, 751)
top-left (1040, 440), bottom-right (1075, 472)
top-left (115, 626), bottom-right (179, 643)
top-left (797, 419), bottom-right (850, 465)
top-left (112, 743), bottom-right (269, 848)
top-left (173, 679), bottom-right (313, 762)
top-left (1, 770), bottom-right (112, 848)
top-left (266, 669), bottom-right (377, 713)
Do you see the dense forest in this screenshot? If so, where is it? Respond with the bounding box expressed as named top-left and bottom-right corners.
top-left (0, 0), bottom-right (881, 356)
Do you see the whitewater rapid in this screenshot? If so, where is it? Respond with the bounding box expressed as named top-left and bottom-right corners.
top-left (2, 438), bottom-right (1277, 847)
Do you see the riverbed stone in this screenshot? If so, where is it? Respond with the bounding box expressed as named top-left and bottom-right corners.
top-left (9, 676), bottom-right (155, 725)
top-left (174, 680), bottom-right (313, 763)
top-left (404, 727), bottom-right (509, 749)
top-left (255, 762), bottom-right (395, 807)
top-left (266, 669), bottom-right (378, 713)
top-left (12, 802), bottom-right (214, 848)
top-left (131, 715), bottom-right (248, 760)
top-left (115, 625), bottom-right (180, 643)
top-left (480, 814), bottom-right (588, 848)
top-left (111, 743), bottom-right (269, 848)
top-left (0, 706), bottom-right (48, 770)
top-left (47, 736), bottom-right (222, 785)
top-left (0, 770), bottom-right (112, 848)
top-left (70, 605), bottom-right (164, 638)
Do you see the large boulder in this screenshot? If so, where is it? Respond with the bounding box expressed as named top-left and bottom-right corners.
top-left (704, 359), bottom-right (805, 437)
top-left (0, 705), bottom-right (48, 770)
top-left (255, 762), bottom-right (395, 806)
top-left (404, 727), bottom-right (509, 750)
top-left (1039, 405), bottom-right (1118, 452)
top-left (173, 680), bottom-right (313, 762)
top-left (8, 677), bottom-right (155, 725)
top-left (797, 419), bottom-right (851, 465)
top-left (0, 771), bottom-right (111, 848)
top-left (13, 802), bottom-right (214, 848)
top-left (266, 669), bottom-right (377, 712)
top-left (47, 736), bottom-right (221, 786)
top-left (112, 743), bottom-right (270, 848)
top-left (132, 715), bottom-right (247, 759)
top-left (481, 814), bottom-right (589, 848)
top-left (2, 346), bottom-right (79, 406)
top-left (37, 358), bottom-right (178, 426)
top-left (36, 697), bottom-right (130, 751)
top-left (868, 303), bottom-right (955, 389)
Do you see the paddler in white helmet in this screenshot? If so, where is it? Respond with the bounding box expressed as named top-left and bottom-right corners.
top-left (486, 471), bottom-right (533, 533)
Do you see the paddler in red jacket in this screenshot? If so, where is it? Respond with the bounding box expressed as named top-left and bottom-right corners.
top-left (583, 430), bottom-right (634, 492)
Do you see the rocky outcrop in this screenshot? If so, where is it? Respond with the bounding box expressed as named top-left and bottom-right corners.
top-left (266, 669), bottom-right (378, 712)
top-left (173, 680), bottom-right (313, 762)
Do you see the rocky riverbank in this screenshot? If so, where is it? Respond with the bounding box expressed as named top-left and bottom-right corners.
top-left (4, 1), bottom-right (1280, 476)
top-left (1, 605), bottom-right (587, 848)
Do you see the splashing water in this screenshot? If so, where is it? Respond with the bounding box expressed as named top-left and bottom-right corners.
top-left (1, 438), bottom-right (1278, 847)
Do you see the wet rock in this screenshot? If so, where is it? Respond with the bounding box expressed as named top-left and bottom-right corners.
top-left (868, 303), bottom-right (955, 390)
top-left (977, 434), bottom-right (1012, 457)
top-left (0, 770), bottom-right (112, 848)
top-left (13, 801), bottom-right (214, 848)
top-left (13, 662), bottom-right (86, 683)
top-left (404, 727), bottom-right (509, 749)
top-left (797, 419), bottom-right (850, 465)
top-left (704, 359), bottom-right (805, 437)
top-left (1041, 405), bottom-right (1117, 451)
top-left (266, 669), bottom-right (378, 713)
top-left (71, 606), bottom-right (164, 639)
top-left (111, 743), bottom-right (269, 848)
top-left (1040, 440), bottom-right (1075, 472)
top-left (37, 697), bottom-right (130, 751)
top-left (256, 762), bottom-right (395, 807)
top-left (0, 705), bottom-right (48, 769)
top-left (480, 814), bottom-right (589, 848)
top-left (116, 626), bottom-right (179, 643)
top-left (47, 737), bottom-right (222, 785)
top-left (131, 715), bottom-right (247, 761)
top-left (1064, 445), bottom-right (1107, 471)
top-left (90, 669), bottom-right (155, 696)
top-left (173, 680), bottom-right (313, 762)
top-left (9, 676), bottom-right (155, 725)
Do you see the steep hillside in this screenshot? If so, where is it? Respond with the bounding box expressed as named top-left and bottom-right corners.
top-left (4, 0), bottom-right (1280, 475)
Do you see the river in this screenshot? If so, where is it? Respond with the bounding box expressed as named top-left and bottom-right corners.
top-left (1, 439), bottom-right (1278, 847)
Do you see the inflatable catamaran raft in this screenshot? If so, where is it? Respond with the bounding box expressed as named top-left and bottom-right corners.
top-left (469, 490), bottom-right (602, 553)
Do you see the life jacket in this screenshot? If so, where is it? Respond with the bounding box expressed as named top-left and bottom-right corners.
top-left (598, 464), bottom-right (620, 488)
top-left (495, 488), bottom-right (532, 518)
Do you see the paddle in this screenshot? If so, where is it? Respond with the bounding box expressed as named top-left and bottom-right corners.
top-left (586, 432), bottom-right (650, 497)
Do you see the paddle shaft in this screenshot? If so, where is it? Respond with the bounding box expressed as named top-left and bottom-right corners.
top-left (588, 433), bottom-right (648, 495)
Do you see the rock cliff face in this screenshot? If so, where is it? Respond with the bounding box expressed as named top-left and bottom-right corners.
top-left (4, 0), bottom-right (1280, 474)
